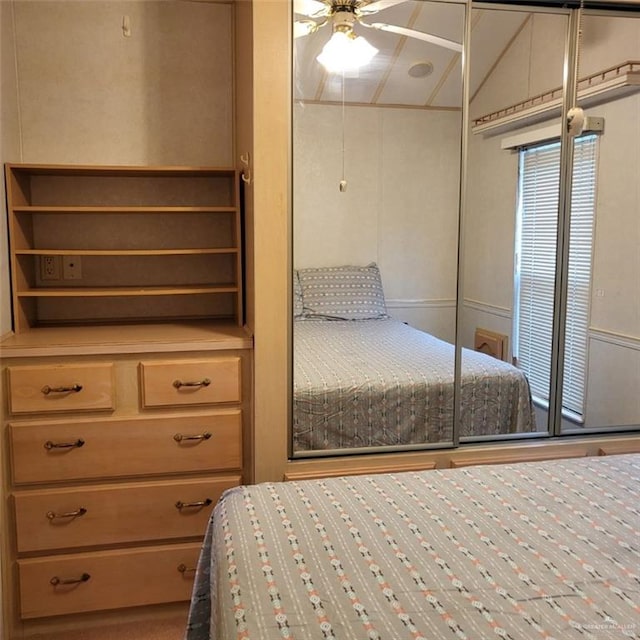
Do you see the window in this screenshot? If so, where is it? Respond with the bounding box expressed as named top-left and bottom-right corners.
top-left (513, 134), bottom-right (598, 421)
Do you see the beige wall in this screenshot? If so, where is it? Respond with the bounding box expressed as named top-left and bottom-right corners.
top-left (7, 0), bottom-right (233, 166)
top-left (293, 103), bottom-right (461, 340)
top-left (1, 2), bottom-right (19, 340)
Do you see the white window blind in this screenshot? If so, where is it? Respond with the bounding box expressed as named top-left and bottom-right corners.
top-left (514, 134), bottom-right (597, 419)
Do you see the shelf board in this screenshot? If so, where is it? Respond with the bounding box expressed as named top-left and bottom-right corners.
top-left (7, 164), bottom-right (237, 178)
top-left (16, 248), bottom-right (239, 256)
top-left (13, 206), bottom-right (237, 214)
top-left (0, 320), bottom-right (253, 357)
top-left (17, 285), bottom-right (239, 298)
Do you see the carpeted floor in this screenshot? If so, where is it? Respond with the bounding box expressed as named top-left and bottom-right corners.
top-left (29, 614), bottom-right (187, 640)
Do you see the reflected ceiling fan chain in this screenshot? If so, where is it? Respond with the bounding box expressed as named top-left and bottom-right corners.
top-left (340, 69), bottom-right (348, 193)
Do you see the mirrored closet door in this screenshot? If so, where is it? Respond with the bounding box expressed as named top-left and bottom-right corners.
top-left (291, 0), bottom-right (466, 457)
top-left (559, 8), bottom-right (640, 435)
top-left (290, 0), bottom-right (640, 459)
top-left (459, 3), bottom-right (570, 440)
top-left (461, 2), bottom-right (640, 440)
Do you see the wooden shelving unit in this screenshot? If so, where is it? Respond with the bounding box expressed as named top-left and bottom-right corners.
top-left (4, 164), bottom-right (243, 332)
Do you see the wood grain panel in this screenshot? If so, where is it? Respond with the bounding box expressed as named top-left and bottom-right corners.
top-left (140, 358), bottom-right (241, 407)
top-left (9, 411), bottom-right (242, 484)
top-left (7, 363), bottom-right (114, 414)
top-left (13, 477), bottom-right (236, 553)
top-left (18, 543), bottom-right (201, 618)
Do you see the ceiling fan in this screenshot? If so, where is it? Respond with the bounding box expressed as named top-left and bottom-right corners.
top-left (294, 0), bottom-right (462, 72)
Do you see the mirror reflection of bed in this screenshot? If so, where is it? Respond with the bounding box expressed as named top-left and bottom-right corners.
top-left (293, 1), bottom-right (640, 457)
top-left (293, 264), bottom-right (536, 453)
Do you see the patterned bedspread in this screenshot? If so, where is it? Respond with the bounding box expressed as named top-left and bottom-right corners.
top-left (293, 319), bottom-right (536, 451)
top-left (185, 454), bottom-right (640, 640)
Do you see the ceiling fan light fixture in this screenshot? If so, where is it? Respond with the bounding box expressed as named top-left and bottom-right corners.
top-left (317, 29), bottom-right (378, 73)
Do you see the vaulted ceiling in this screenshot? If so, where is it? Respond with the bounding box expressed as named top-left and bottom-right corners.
top-left (294, 0), bottom-right (529, 109)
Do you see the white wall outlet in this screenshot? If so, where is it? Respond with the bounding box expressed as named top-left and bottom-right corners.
top-left (62, 256), bottom-right (82, 280)
top-left (40, 255), bottom-right (61, 280)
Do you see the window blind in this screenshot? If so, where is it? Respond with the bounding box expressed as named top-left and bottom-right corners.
top-left (514, 135), bottom-right (597, 419)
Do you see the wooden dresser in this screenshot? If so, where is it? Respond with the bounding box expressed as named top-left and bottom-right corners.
top-left (0, 164), bottom-right (253, 637)
top-left (0, 323), bottom-right (252, 636)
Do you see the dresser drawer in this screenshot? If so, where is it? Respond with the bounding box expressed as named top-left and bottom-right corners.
top-left (140, 358), bottom-right (241, 408)
top-left (7, 363), bottom-right (115, 415)
top-left (18, 542), bottom-right (201, 618)
top-left (10, 411), bottom-right (242, 485)
top-left (13, 477), bottom-right (237, 553)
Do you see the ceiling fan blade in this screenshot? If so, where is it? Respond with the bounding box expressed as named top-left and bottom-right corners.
top-left (366, 22), bottom-right (463, 53)
top-left (294, 0), bottom-right (330, 18)
top-left (358, 0), bottom-right (408, 14)
top-left (294, 19), bottom-right (326, 38)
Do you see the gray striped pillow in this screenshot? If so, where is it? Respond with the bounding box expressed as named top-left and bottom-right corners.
top-left (298, 264), bottom-right (388, 320)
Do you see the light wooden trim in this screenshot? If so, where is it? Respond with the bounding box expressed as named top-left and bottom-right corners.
top-left (284, 461), bottom-right (437, 482)
top-left (598, 440), bottom-right (640, 456)
top-left (0, 322), bottom-right (253, 358)
top-left (17, 285), bottom-right (238, 297)
top-left (283, 435), bottom-right (640, 480)
top-left (449, 447), bottom-right (587, 468)
top-left (251, 0), bottom-right (291, 484)
top-left (17, 248), bottom-right (239, 256)
top-left (6, 163), bottom-right (237, 176)
top-left (12, 206), bottom-right (236, 214)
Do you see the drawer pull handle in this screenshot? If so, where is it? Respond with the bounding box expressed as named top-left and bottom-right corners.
top-left (173, 378), bottom-right (211, 389)
top-left (41, 383), bottom-right (83, 395)
top-left (177, 563), bottom-right (196, 574)
top-left (50, 573), bottom-right (91, 586)
top-left (173, 432), bottom-right (212, 443)
top-left (175, 498), bottom-right (213, 510)
top-left (44, 439), bottom-right (85, 450)
top-left (47, 507), bottom-right (87, 521)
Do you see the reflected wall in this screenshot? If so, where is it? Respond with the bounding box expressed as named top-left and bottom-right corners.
top-left (562, 12), bottom-right (640, 432)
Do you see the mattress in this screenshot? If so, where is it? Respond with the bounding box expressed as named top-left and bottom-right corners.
top-left (185, 454), bottom-right (640, 640)
top-left (293, 319), bottom-right (536, 451)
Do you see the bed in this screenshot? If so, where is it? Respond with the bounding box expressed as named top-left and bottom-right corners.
top-left (292, 264), bottom-right (536, 452)
top-left (294, 318), bottom-right (536, 451)
top-left (185, 453), bottom-right (640, 640)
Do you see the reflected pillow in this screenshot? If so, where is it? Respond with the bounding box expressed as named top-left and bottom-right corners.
top-left (293, 271), bottom-right (304, 318)
top-left (298, 263), bottom-right (388, 320)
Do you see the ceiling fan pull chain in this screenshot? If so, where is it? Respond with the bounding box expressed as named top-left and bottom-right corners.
top-left (340, 67), bottom-right (347, 192)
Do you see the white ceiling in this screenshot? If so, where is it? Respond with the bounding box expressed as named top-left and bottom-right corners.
top-left (294, 0), bottom-right (530, 109)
